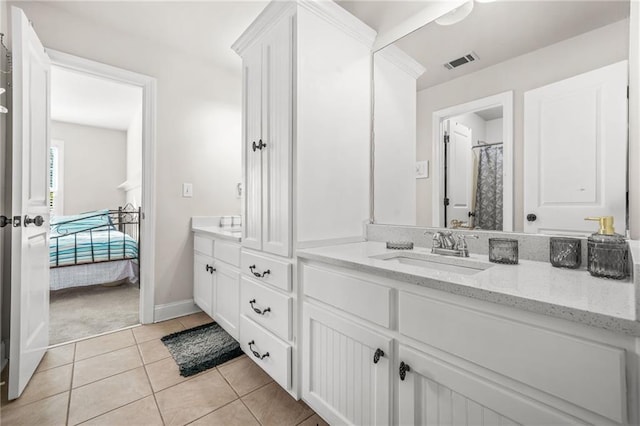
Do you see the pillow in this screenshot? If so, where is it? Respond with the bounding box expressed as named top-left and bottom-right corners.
top-left (51, 209), bottom-right (115, 236)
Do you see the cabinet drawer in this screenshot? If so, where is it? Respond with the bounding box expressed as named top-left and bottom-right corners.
top-left (302, 264), bottom-right (391, 328)
top-left (215, 240), bottom-right (241, 267)
top-left (241, 251), bottom-right (291, 292)
top-left (398, 291), bottom-right (627, 423)
top-left (240, 315), bottom-right (291, 390)
top-left (241, 277), bottom-right (292, 341)
top-left (194, 235), bottom-right (214, 257)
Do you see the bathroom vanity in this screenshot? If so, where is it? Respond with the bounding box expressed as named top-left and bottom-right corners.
top-left (297, 236), bottom-right (640, 425)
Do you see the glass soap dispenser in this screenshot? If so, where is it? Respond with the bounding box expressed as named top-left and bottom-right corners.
top-left (584, 216), bottom-right (628, 280)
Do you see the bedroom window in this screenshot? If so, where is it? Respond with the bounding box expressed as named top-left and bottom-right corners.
top-left (49, 140), bottom-right (64, 216)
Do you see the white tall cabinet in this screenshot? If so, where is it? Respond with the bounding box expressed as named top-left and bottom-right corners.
top-left (232, 0), bottom-right (374, 397)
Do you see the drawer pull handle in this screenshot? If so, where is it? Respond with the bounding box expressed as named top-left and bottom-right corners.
top-left (249, 265), bottom-right (271, 278)
top-left (248, 340), bottom-right (270, 360)
top-left (373, 348), bottom-right (384, 364)
top-left (249, 299), bottom-right (271, 315)
top-left (205, 264), bottom-right (216, 274)
top-left (399, 361), bottom-right (411, 381)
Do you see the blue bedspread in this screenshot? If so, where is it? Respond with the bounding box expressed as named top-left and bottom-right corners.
top-left (50, 229), bottom-right (138, 267)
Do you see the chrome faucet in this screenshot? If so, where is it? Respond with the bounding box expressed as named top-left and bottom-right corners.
top-left (425, 230), bottom-right (479, 257)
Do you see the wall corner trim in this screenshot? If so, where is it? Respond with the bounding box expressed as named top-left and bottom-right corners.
top-left (153, 299), bottom-right (202, 323)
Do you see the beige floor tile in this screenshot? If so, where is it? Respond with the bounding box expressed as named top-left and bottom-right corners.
top-left (68, 367), bottom-right (152, 425)
top-left (216, 353), bottom-right (247, 369)
top-left (145, 357), bottom-right (190, 392)
top-left (218, 356), bottom-right (273, 396)
top-left (132, 319), bottom-right (185, 343)
top-left (73, 345), bottom-right (143, 388)
top-left (2, 364), bottom-right (72, 408)
top-left (155, 369), bottom-right (237, 426)
top-left (176, 312), bottom-right (213, 329)
top-left (36, 344), bottom-right (76, 372)
top-left (297, 413), bottom-right (330, 426)
top-left (79, 395), bottom-right (163, 426)
top-left (242, 382), bottom-right (313, 426)
top-left (0, 392), bottom-right (69, 426)
top-left (189, 399), bottom-right (259, 426)
top-left (138, 338), bottom-right (171, 365)
top-left (75, 329), bottom-right (136, 361)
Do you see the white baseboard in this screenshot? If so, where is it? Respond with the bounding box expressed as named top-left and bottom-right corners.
top-left (153, 299), bottom-right (201, 323)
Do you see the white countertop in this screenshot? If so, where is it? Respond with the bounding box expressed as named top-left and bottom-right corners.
top-left (297, 241), bottom-right (640, 336)
top-left (192, 225), bottom-right (242, 242)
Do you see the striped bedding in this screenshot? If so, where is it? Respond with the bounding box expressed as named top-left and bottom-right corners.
top-left (50, 229), bottom-right (138, 268)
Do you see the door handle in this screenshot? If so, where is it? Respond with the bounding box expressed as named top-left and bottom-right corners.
top-left (24, 215), bottom-right (44, 227)
top-left (526, 214), bottom-right (537, 222)
top-left (0, 215), bottom-right (10, 228)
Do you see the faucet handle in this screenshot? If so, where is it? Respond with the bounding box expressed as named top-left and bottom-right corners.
top-left (454, 234), bottom-right (479, 250)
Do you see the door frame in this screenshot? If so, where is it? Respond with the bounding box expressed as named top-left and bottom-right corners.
top-left (47, 49), bottom-right (157, 324)
top-left (432, 91), bottom-right (514, 231)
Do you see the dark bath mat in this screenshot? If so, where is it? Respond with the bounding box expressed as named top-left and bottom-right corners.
top-left (161, 322), bottom-right (244, 377)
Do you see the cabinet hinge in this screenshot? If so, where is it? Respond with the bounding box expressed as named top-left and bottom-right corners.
top-left (444, 134), bottom-right (450, 144)
top-left (443, 197), bottom-right (450, 206)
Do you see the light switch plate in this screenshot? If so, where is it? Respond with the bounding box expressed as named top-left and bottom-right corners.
top-left (416, 161), bottom-right (429, 179)
top-left (182, 183), bottom-right (193, 198)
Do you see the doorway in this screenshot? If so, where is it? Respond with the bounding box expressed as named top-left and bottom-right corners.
top-left (48, 64), bottom-right (143, 344)
top-left (47, 50), bottom-right (157, 331)
top-left (432, 91), bottom-right (514, 231)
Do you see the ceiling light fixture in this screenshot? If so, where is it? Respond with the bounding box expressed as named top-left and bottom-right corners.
top-left (435, 1), bottom-right (475, 26)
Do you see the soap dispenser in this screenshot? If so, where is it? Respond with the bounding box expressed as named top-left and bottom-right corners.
top-left (584, 216), bottom-right (628, 279)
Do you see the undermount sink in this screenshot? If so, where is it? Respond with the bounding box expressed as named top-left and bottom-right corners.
top-left (371, 252), bottom-right (493, 276)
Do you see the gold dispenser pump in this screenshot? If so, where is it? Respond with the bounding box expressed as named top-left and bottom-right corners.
top-left (584, 216), bottom-right (615, 235)
top-left (584, 216), bottom-right (628, 279)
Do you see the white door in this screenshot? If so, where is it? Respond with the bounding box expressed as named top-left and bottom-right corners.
top-left (261, 16), bottom-right (291, 257)
top-left (302, 303), bottom-right (392, 426)
top-left (524, 61), bottom-right (627, 234)
top-left (242, 42), bottom-right (263, 252)
top-left (397, 345), bottom-right (582, 426)
top-left (445, 120), bottom-right (473, 225)
top-left (8, 6), bottom-right (51, 400)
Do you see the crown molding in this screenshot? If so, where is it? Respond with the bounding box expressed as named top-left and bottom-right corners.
top-left (297, 0), bottom-right (376, 48)
top-left (377, 44), bottom-right (426, 79)
top-left (232, 0), bottom-right (377, 56)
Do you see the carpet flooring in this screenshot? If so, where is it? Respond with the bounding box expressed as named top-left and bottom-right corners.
top-left (49, 282), bottom-right (140, 345)
top-left (162, 322), bottom-right (244, 377)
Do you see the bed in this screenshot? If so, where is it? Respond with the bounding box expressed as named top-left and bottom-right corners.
top-left (49, 206), bottom-right (141, 290)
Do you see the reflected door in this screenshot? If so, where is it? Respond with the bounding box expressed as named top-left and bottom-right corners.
top-left (445, 120), bottom-right (473, 225)
top-left (524, 61), bottom-right (627, 234)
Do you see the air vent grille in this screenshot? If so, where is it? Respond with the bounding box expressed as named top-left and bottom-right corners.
top-left (444, 52), bottom-right (479, 70)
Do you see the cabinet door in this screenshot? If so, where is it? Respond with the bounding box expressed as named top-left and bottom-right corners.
top-left (242, 42), bottom-right (263, 252)
top-left (194, 253), bottom-right (214, 317)
top-left (214, 263), bottom-right (240, 340)
top-left (397, 345), bottom-right (584, 426)
top-left (261, 14), bottom-right (292, 257)
top-left (302, 303), bottom-right (392, 426)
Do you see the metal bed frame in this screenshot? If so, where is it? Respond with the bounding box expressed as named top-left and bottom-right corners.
top-left (50, 204), bottom-right (141, 269)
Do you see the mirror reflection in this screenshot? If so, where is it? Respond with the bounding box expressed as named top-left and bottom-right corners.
top-left (373, 0), bottom-right (630, 235)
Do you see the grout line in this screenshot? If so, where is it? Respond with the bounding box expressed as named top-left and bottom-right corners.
top-left (75, 394), bottom-right (150, 425)
top-left (136, 343), bottom-right (167, 426)
top-left (66, 344), bottom-right (77, 425)
top-left (296, 412), bottom-right (315, 425)
top-left (239, 396), bottom-right (262, 425)
top-left (49, 324), bottom-right (142, 349)
top-left (183, 397), bottom-right (241, 425)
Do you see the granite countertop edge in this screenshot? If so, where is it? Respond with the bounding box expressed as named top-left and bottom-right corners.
top-left (297, 244), bottom-right (640, 337)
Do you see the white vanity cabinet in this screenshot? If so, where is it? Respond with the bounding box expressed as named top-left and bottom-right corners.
top-left (192, 233), bottom-right (241, 339)
top-left (193, 235), bottom-right (216, 317)
top-left (299, 259), bottom-right (638, 426)
top-left (232, 0), bottom-right (375, 397)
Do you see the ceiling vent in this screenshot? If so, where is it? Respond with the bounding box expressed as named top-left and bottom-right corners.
top-left (444, 52), bottom-right (479, 70)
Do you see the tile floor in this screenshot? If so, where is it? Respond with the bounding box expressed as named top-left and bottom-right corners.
top-left (0, 312), bottom-right (329, 426)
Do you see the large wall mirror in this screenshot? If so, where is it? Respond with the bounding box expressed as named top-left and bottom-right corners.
top-left (373, 0), bottom-right (630, 235)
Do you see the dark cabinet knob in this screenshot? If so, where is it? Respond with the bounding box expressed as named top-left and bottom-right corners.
top-left (205, 264), bottom-right (216, 274)
top-left (373, 348), bottom-right (384, 364)
top-left (526, 214), bottom-right (537, 222)
top-left (399, 361), bottom-right (411, 381)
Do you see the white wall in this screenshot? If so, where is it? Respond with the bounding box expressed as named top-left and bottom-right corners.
top-left (11, 2), bottom-right (243, 307)
top-left (51, 121), bottom-right (127, 215)
top-left (373, 47), bottom-right (418, 226)
top-left (416, 19), bottom-right (629, 230)
top-left (485, 118), bottom-right (503, 144)
top-left (125, 106), bottom-right (142, 207)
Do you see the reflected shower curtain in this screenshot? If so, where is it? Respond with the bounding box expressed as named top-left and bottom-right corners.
top-left (474, 146), bottom-right (503, 230)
